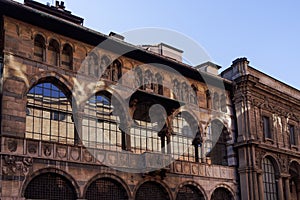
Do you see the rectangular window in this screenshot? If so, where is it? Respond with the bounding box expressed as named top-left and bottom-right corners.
top-left (289, 125), bottom-right (296, 145)
top-left (263, 116), bottom-right (271, 139)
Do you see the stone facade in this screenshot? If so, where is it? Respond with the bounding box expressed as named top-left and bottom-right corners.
top-left (0, 1), bottom-right (237, 199)
top-left (1, 1), bottom-right (299, 200)
top-left (222, 58), bottom-right (300, 200)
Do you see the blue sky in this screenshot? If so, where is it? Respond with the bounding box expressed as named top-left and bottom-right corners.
top-left (16, 0), bottom-right (300, 89)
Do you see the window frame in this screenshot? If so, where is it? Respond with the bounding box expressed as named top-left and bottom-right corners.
top-left (262, 115), bottom-right (272, 140)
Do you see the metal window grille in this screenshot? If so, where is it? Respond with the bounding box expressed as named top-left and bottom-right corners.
top-left (85, 178), bottom-right (128, 200)
top-left (176, 185), bottom-right (205, 200)
top-left (26, 83), bottom-right (75, 144)
top-left (207, 120), bottom-right (228, 166)
top-left (130, 119), bottom-right (161, 154)
top-left (24, 173), bottom-right (77, 199)
top-left (262, 157), bottom-right (278, 200)
top-left (211, 187), bottom-right (233, 200)
top-left (136, 181), bottom-right (170, 200)
top-left (171, 114), bottom-right (195, 161)
top-left (82, 94), bottom-right (122, 151)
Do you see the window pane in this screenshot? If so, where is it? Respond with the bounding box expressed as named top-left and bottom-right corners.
top-left (26, 83), bottom-right (74, 144)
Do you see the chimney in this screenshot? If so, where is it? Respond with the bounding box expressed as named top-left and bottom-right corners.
top-left (109, 32), bottom-right (125, 41)
top-left (195, 61), bottom-right (221, 75)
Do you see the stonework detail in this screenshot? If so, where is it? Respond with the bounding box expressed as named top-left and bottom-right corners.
top-left (3, 155), bottom-right (32, 176)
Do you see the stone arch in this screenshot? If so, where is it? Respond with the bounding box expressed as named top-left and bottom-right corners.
top-left (204, 117), bottom-right (230, 136)
top-left (62, 41), bottom-right (75, 52)
top-left (84, 173), bottom-right (131, 200)
top-left (133, 180), bottom-right (172, 200)
top-left (62, 43), bottom-right (73, 69)
top-left (21, 167), bottom-right (80, 198)
top-left (204, 118), bottom-right (230, 165)
top-left (78, 88), bottom-right (130, 123)
top-left (47, 36), bottom-right (61, 46)
top-left (111, 59), bottom-right (122, 82)
top-left (261, 155), bottom-right (281, 199)
top-left (210, 184), bottom-right (235, 200)
top-left (171, 107), bottom-right (203, 134)
top-left (32, 31), bottom-right (46, 42)
top-left (175, 181), bottom-right (207, 200)
top-left (25, 72), bottom-right (74, 102)
top-left (262, 154), bottom-right (281, 175)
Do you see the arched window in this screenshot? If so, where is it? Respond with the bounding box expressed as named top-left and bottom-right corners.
top-left (171, 112), bottom-right (201, 162)
top-left (26, 82), bottom-right (75, 144)
top-left (62, 43), bottom-right (73, 69)
top-left (85, 178), bottom-right (128, 200)
top-left (33, 34), bottom-right (45, 61)
top-left (190, 84), bottom-right (198, 104)
top-left (154, 73), bottom-right (163, 95)
top-left (136, 181), bottom-right (170, 200)
top-left (130, 103), bottom-right (161, 154)
top-left (206, 90), bottom-right (212, 109)
top-left (144, 70), bottom-right (153, 91)
top-left (206, 120), bottom-right (228, 165)
top-left (111, 60), bottom-right (122, 82)
top-left (88, 52), bottom-right (100, 77)
top-left (100, 56), bottom-right (111, 80)
top-left (221, 94), bottom-right (227, 112)
top-left (181, 82), bottom-right (189, 102)
top-left (135, 67), bottom-right (143, 89)
top-left (48, 39), bottom-right (60, 66)
top-left (176, 184), bottom-right (205, 200)
top-left (24, 173), bottom-right (77, 199)
top-left (262, 157), bottom-right (278, 200)
top-left (173, 80), bottom-right (180, 100)
top-left (213, 92), bottom-right (220, 110)
top-left (211, 187), bottom-right (233, 200)
top-left (82, 93), bottom-right (122, 151)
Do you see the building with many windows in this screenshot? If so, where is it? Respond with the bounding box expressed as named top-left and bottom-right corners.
top-left (0, 0), bottom-right (299, 200)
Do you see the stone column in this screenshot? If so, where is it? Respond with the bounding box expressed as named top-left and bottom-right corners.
top-left (295, 179), bottom-right (300, 200)
top-left (253, 171), bottom-right (259, 200)
top-left (283, 176), bottom-right (290, 200)
top-left (257, 171), bottom-right (264, 200)
top-left (277, 176), bottom-right (284, 200)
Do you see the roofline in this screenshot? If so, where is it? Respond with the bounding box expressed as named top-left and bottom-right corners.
top-left (0, 0), bottom-right (232, 90)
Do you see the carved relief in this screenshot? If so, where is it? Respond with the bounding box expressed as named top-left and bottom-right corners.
top-left (2, 156), bottom-right (32, 176)
top-left (255, 149), bottom-right (266, 168)
top-left (278, 154), bottom-right (288, 173)
top-left (43, 145), bottom-right (52, 157)
top-left (183, 163), bottom-right (190, 174)
top-left (84, 150), bottom-right (93, 162)
top-left (191, 164), bottom-right (199, 175)
top-left (7, 139), bottom-right (18, 152)
top-left (27, 143), bottom-right (37, 154)
top-left (70, 148), bottom-right (80, 161)
top-left (175, 162), bottom-right (182, 173)
top-left (56, 146), bottom-right (67, 158)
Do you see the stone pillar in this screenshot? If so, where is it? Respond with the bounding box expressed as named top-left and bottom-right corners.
top-left (257, 171), bottom-right (264, 200)
top-left (284, 177), bottom-right (290, 200)
top-left (277, 176), bottom-right (284, 200)
top-left (295, 179), bottom-right (300, 200)
top-left (253, 171), bottom-right (259, 200)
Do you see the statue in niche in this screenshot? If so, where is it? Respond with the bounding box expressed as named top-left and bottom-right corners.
top-left (100, 56), bottom-right (110, 80)
top-left (173, 80), bottom-right (180, 99)
top-left (144, 70), bottom-right (153, 90)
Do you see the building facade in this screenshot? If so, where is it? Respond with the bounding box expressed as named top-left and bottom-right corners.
top-left (0, 1), bottom-right (299, 200)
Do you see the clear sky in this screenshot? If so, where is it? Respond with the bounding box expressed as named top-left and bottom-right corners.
top-left (15, 0), bottom-right (300, 89)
